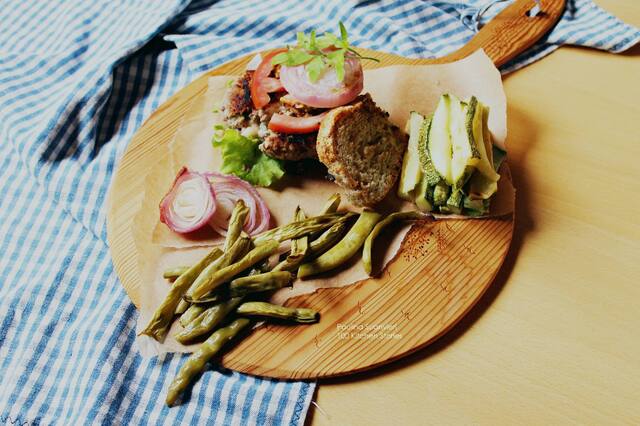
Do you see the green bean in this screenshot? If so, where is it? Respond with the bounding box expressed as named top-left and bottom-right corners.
top-left (236, 302), bottom-right (319, 323)
top-left (190, 240), bottom-right (279, 300)
top-left (186, 236), bottom-right (251, 298)
top-left (273, 207), bottom-right (309, 272)
top-left (252, 213), bottom-right (351, 245)
top-left (166, 318), bottom-right (251, 406)
top-left (175, 299), bottom-right (190, 315)
top-left (179, 304), bottom-right (207, 328)
top-left (319, 193), bottom-right (341, 214)
top-left (174, 233), bottom-right (249, 313)
top-left (297, 210), bottom-right (381, 279)
top-left (290, 207), bottom-right (308, 258)
top-left (362, 211), bottom-right (427, 275)
top-left (229, 271), bottom-right (292, 297)
top-left (224, 200), bottom-right (249, 251)
top-left (182, 292), bottom-right (222, 304)
top-left (174, 297), bottom-right (244, 344)
top-left (140, 247), bottom-right (223, 341)
top-left (163, 266), bottom-right (189, 280)
top-left (307, 221), bottom-right (348, 258)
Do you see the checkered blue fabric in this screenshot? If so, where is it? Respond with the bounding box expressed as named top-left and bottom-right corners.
top-left (0, 1), bottom-right (637, 425)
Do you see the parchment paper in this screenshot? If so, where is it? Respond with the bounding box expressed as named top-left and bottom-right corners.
top-left (135, 50), bottom-right (515, 355)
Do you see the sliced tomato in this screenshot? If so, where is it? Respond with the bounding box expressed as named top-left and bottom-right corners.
top-left (250, 48), bottom-right (287, 109)
top-left (268, 112), bottom-right (327, 134)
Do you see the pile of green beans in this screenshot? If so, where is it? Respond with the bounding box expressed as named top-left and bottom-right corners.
top-left (150, 195), bottom-right (425, 406)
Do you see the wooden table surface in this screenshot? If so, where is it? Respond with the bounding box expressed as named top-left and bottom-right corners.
top-left (309, 2), bottom-right (640, 424)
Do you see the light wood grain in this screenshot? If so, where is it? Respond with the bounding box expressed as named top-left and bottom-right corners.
top-left (309, 1), bottom-right (640, 424)
top-left (106, 0), bottom-right (566, 379)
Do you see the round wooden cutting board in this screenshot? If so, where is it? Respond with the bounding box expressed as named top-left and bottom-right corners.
top-left (107, 0), bottom-right (564, 379)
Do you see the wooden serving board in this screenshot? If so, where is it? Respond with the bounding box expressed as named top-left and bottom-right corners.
top-left (107, 0), bottom-right (564, 379)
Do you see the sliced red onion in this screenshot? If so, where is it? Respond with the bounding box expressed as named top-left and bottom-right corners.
top-left (160, 167), bottom-right (217, 234)
top-left (279, 54), bottom-right (363, 108)
top-left (205, 172), bottom-right (271, 236)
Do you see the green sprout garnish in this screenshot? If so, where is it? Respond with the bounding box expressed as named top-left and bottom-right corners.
top-left (271, 22), bottom-right (379, 83)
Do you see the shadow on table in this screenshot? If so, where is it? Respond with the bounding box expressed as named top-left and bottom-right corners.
top-left (306, 101), bottom-right (539, 423)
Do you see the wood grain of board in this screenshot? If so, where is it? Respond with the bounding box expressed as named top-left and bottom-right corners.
top-left (107, 0), bottom-right (565, 378)
top-left (309, 2), bottom-right (640, 424)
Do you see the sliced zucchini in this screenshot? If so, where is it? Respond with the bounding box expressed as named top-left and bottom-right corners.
top-left (470, 99), bottom-right (500, 182)
top-left (492, 145), bottom-right (507, 172)
top-left (432, 181), bottom-right (450, 207)
top-left (398, 111), bottom-right (425, 200)
top-left (418, 117), bottom-right (442, 186)
top-left (440, 189), bottom-right (463, 214)
top-left (481, 104), bottom-right (494, 168)
top-left (449, 94), bottom-right (480, 189)
top-left (426, 95), bottom-right (453, 184)
top-left (414, 175), bottom-right (434, 212)
top-left (463, 195), bottom-right (490, 216)
top-left (467, 172), bottom-right (498, 200)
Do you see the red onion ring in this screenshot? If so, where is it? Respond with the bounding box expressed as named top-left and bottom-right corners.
top-left (159, 167), bottom-right (217, 234)
top-left (279, 54), bottom-right (363, 108)
top-left (205, 172), bottom-right (271, 236)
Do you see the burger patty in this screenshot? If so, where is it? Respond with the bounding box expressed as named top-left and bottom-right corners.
top-left (221, 72), bottom-right (320, 161)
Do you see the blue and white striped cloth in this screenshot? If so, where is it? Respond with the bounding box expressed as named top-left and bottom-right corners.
top-left (0, 1), bottom-right (637, 424)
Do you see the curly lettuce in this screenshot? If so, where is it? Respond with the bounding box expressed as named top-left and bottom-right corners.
top-left (212, 127), bottom-right (285, 187)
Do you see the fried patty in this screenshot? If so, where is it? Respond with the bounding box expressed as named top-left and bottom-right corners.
top-left (221, 73), bottom-right (319, 161)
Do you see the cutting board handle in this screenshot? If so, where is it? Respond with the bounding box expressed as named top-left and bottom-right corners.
top-left (424, 0), bottom-right (565, 67)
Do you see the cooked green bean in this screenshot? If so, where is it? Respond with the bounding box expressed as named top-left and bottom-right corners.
top-left (236, 302), bottom-right (319, 323)
top-left (175, 299), bottom-right (190, 315)
top-left (190, 240), bottom-right (279, 300)
top-left (362, 211), bottom-right (427, 275)
top-left (307, 221), bottom-right (348, 258)
top-left (179, 304), bottom-right (207, 328)
top-left (320, 193), bottom-right (341, 214)
top-left (229, 271), bottom-right (292, 297)
top-left (290, 207), bottom-right (308, 258)
top-left (163, 266), bottom-right (189, 280)
top-left (174, 297), bottom-right (244, 344)
top-left (224, 200), bottom-right (249, 251)
top-left (166, 318), bottom-right (251, 406)
top-left (273, 207), bottom-right (309, 272)
top-left (186, 236), bottom-right (251, 298)
top-left (252, 213), bottom-right (351, 245)
top-left (297, 210), bottom-right (381, 279)
top-left (141, 247), bottom-right (223, 341)
top-left (176, 234), bottom-right (249, 312)
top-left (182, 292), bottom-right (222, 304)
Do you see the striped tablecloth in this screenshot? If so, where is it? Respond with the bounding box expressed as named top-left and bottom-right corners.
top-left (0, 1), bottom-right (637, 424)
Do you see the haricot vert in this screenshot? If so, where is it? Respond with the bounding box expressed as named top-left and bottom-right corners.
top-left (154, 193), bottom-right (428, 406)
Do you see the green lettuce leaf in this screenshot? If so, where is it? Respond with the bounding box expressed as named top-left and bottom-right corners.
top-left (212, 128), bottom-right (285, 187)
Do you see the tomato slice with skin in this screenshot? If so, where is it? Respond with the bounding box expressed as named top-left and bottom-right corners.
top-left (268, 112), bottom-right (327, 134)
top-left (250, 48), bottom-right (287, 109)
